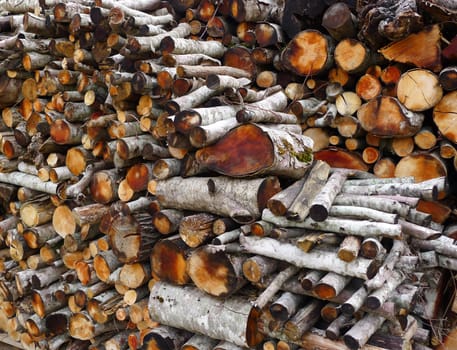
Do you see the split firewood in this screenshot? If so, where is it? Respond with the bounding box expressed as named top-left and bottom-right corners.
top-left (378, 25), bottom-right (441, 72)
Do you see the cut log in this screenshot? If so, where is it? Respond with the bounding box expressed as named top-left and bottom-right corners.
top-left (308, 169), bottom-right (347, 222)
top-left (284, 299), bottom-right (324, 341)
top-left (149, 281), bottom-right (263, 347)
top-left (334, 39), bottom-right (374, 74)
top-left (240, 234), bottom-right (379, 280)
top-left (397, 69), bottom-right (443, 112)
top-left (179, 213), bottom-right (218, 248)
top-left (151, 235), bottom-right (191, 285)
top-left (321, 2), bottom-right (357, 41)
top-left (433, 90), bottom-right (457, 143)
top-left (149, 176), bottom-right (280, 224)
top-left (255, 265), bottom-right (300, 309)
top-left (343, 313), bottom-right (386, 350)
top-left (314, 148), bottom-right (369, 171)
top-left (106, 206), bottom-right (160, 263)
top-left (286, 160), bottom-right (330, 221)
top-left (263, 209), bottom-right (402, 239)
top-left (281, 29), bottom-right (334, 76)
top-left (195, 123), bottom-right (313, 179)
top-left (378, 25), bottom-right (442, 72)
top-left (313, 272), bottom-right (351, 300)
top-left (187, 244), bottom-right (247, 297)
top-left (357, 96), bottom-right (424, 137)
top-left (142, 325), bottom-right (193, 350)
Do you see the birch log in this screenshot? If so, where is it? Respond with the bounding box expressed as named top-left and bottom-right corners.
top-left (195, 123), bottom-right (313, 179)
top-left (309, 169), bottom-right (348, 222)
top-left (262, 209), bottom-right (402, 239)
top-left (149, 176), bottom-right (280, 224)
top-left (148, 281), bottom-right (263, 347)
top-left (240, 235), bottom-right (379, 280)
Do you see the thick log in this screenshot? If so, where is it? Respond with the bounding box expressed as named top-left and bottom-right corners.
top-left (149, 281), bottom-right (264, 347)
top-left (151, 235), bottom-right (191, 285)
top-left (281, 29), bottom-right (334, 76)
top-left (142, 325), bottom-right (193, 350)
top-left (397, 69), bottom-right (443, 112)
top-left (357, 96), bottom-right (424, 137)
top-left (240, 235), bottom-right (379, 280)
top-left (187, 244), bottom-right (247, 297)
top-left (106, 207), bottom-right (160, 263)
top-left (149, 176), bottom-right (280, 224)
top-left (195, 123), bottom-right (313, 179)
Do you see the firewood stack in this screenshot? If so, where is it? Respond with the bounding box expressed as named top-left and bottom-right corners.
top-left (0, 0), bottom-right (456, 349)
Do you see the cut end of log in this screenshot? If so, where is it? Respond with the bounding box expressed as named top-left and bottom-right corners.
top-left (151, 239), bottom-right (189, 285)
top-left (309, 204), bottom-right (328, 222)
top-left (282, 30), bottom-right (333, 76)
top-left (187, 247), bottom-right (238, 297)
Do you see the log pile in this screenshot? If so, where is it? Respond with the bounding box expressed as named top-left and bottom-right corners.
top-left (0, 0), bottom-right (456, 349)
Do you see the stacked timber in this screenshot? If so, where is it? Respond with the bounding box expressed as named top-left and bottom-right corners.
top-left (0, 0), bottom-right (456, 350)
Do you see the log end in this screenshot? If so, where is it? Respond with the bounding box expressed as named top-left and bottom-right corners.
top-left (187, 247), bottom-right (238, 297)
top-left (313, 284), bottom-right (337, 300)
top-left (309, 204), bottom-right (328, 222)
top-left (151, 240), bottom-right (189, 285)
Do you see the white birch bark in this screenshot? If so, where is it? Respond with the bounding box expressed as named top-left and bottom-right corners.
top-left (309, 170), bottom-right (348, 222)
top-left (262, 209), bottom-right (402, 239)
top-left (343, 313), bottom-right (386, 350)
top-left (333, 194), bottom-right (411, 218)
top-left (149, 281), bottom-right (260, 347)
top-left (150, 176), bottom-right (279, 224)
top-left (329, 205), bottom-right (399, 224)
top-left (239, 235), bottom-right (378, 280)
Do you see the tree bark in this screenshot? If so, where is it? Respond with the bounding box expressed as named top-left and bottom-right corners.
top-left (149, 176), bottom-right (280, 224)
top-left (262, 209), bottom-right (402, 239)
top-left (240, 234), bottom-right (379, 280)
top-left (286, 160), bottom-right (330, 221)
top-left (149, 281), bottom-right (263, 347)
